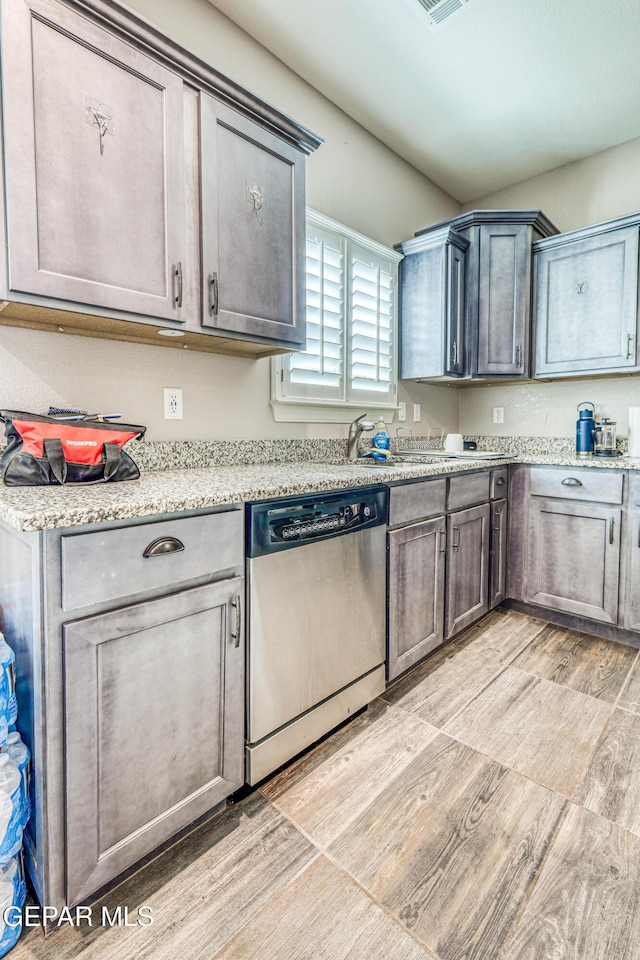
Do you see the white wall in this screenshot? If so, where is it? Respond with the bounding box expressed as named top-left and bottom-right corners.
top-left (0, 0), bottom-right (461, 441)
top-left (459, 136), bottom-right (640, 439)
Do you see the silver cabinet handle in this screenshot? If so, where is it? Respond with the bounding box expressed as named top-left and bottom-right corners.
top-left (494, 508), bottom-right (502, 531)
top-left (210, 272), bottom-right (219, 315)
top-left (143, 536), bottom-right (185, 558)
top-left (515, 344), bottom-right (522, 368)
top-left (561, 477), bottom-right (583, 486)
top-left (230, 594), bottom-right (242, 648)
top-left (452, 525), bottom-right (460, 549)
top-left (627, 333), bottom-right (634, 359)
top-left (439, 530), bottom-right (446, 553)
top-left (610, 517), bottom-right (615, 545)
top-left (175, 261), bottom-right (183, 308)
top-left (496, 477), bottom-right (505, 486)
top-left (452, 341), bottom-right (457, 366)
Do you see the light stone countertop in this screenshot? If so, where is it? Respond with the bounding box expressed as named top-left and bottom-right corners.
top-left (1, 453), bottom-right (639, 533)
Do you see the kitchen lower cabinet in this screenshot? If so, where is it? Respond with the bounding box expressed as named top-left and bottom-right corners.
top-left (387, 516), bottom-right (446, 681)
top-left (490, 498), bottom-right (508, 608)
top-left (534, 215), bottom-right (640, 378)
top-left (64, 578), bottom-right (244, 906)
top-left (526, 499), bottom-right (621, 624)
top-left (0, 505), bottom-right (244, 912)
top-left (624, 476), bottom-right (640, 633)
top-left (200, 95), bottom-right (306, 348)
top-left (626, 508), bottom-right (640, 632)
top-left (446, 502), bottom-right (490, 638)
top-left (387, 471), bottom-right (503, 677)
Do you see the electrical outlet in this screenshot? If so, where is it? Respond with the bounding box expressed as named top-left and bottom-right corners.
top-left (398, 402), bottom-right (407, 422)
top-left (413, 403), bottom-right (421, 422)
top-left (164, 387), bottom-right (183, 420)
top-left (493, 406), bottom-right (504, 424)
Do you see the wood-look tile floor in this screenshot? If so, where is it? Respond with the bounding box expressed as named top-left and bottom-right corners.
top-left (12, 609), bottom-right (640, 960)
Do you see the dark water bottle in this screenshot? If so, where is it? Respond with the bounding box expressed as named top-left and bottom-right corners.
top-left (576, 402), bottom-right (595, 457)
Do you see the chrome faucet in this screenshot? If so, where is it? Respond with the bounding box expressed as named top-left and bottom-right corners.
top-left (346, 413), bottom-right (374, 459)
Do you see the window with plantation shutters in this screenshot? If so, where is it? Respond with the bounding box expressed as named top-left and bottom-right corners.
top-left (273, 210), bottom-right (401, 419)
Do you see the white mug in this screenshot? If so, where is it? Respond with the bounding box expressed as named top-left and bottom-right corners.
top-left (444, 433), bottom-right (464, 453)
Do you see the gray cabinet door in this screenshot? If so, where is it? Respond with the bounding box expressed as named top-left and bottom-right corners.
top-left (387, 516), bottom-right (446, 681)
top-left (534, 226), bottom-right (639, 376)
top-left (490, 498), bottom-right (508, 609)
top-left (200, 94), bottom-right (306, 346)
top-left (625, 509), bottom-right (640, 632)
top-left (1, 0), bottom-right (185, 321)
top-left (63, 578), bottom-right (244, 906)
top-left (398, 227), bottom-right (468, 380)
top-left (526, 499), bottom-right (620, 622)
top-left (445, 240), bottom-right (466, 376)
top-left (477, 223), bottom-right (530, 376)
top-left (446, 502), bottom-right (490, 638)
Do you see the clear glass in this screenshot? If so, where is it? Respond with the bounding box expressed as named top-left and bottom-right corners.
top-left (594, 419), bottom-right (617, 453)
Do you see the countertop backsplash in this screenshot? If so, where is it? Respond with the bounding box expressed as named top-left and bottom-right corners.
top-left (124, 434), bottom-right (628, 471)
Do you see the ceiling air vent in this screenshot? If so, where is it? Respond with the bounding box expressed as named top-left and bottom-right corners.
top-left (415, 0), bottom-right (471, 29)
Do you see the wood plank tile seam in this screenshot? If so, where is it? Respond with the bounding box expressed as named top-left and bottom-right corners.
top-left (494, 797), bottom-right (572, 960)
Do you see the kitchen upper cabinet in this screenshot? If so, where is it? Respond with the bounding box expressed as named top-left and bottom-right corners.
top-left (1, 0), bottom-right (186, 322)
top-left (199, 94), bottom-right (306, 347)
top-left (0, 0), bottom-right (320, 357)
top-left (397, 226), bottom-right (469, 380)
top-left (456, 211), bottom-right (558, 379)
top-left (399, 211), bottom-right (557, 381)
top-left (446, 502), bottom-right (490, 637)
top-left (534, 215), bottom-right (640, 377)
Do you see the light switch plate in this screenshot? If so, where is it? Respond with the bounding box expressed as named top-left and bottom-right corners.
top-left (413, 403), bottom-right (421, 422)
top-left (398, 402), bottom-right (407, 422)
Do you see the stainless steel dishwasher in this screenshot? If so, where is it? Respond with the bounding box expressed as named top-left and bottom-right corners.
top-left (245, 485), bottom-right (387, 784)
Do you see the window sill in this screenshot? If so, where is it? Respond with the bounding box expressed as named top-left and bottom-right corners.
top-left (271, 398), bottom-right (399, 424)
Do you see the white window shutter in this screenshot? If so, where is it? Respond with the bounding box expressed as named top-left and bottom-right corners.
top-left (348, 243), bottom-right (396, 403)
top-left (274, 210), bottom-right (401, 415)
top-left (283, 227), bottom-right (346, 401)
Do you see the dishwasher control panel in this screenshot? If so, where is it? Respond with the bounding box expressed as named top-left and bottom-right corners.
top-left (246, 485), bottom-right (388, 558)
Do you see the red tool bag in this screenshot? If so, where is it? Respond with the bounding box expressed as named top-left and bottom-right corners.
top-left (0, 411), bottom-right (146, 486)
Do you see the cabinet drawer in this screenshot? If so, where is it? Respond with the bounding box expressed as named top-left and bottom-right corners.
top-left (529, 467), bottom-right (623, 504)
top-left (490, 468), bottom-right (508, 500)
top-left (389, 479), bottom-right (447, 527)
top-left (629, 473), bottom-right (640, 506)
top-left (61, 510), bottom-right (243, 611)
top-left (447, 471), bottom-right (490, 511)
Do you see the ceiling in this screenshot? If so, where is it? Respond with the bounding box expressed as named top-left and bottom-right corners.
top-left (207, 0), bottom-right (640, 203)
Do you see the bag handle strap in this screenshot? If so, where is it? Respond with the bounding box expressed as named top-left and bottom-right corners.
top-left (103, 442), bottom-right (121, 481)
top-left (43, 438), bottom-right (68, 484)
top-left (43, 439), bottom-right (123, 484)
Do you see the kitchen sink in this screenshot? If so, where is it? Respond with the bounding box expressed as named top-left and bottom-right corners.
top-left (342, 457), bottom-right (452, 468)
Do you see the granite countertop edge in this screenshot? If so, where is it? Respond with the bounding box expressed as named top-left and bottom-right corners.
top-left (2, 453), bottom-right (640, 533)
